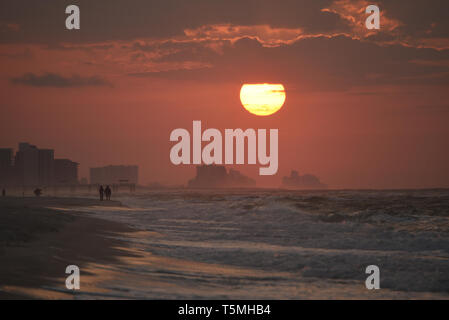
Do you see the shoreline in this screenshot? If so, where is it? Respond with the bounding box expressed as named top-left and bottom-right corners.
top-left (0, 196), bottom-right (137, 299)
top-left (1, 193), bottom-right (448, 299)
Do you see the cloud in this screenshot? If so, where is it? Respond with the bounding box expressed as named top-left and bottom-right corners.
top-left (10, 72), bottom-right (111, 88)
top-left (377, 0), bottom-right (449, 39)
top-left (0, 47), bottom-right (32, 59)
top-left (3, 1), bottom-right (449, 92)
top-left (416, 104), bottom-right (449, 112)
top-left (329, 0), bottom-right (449, 50)
top-left (127, 35), bottom-right (449, 91)
top-left (0, 22), bottom-right (20, 33)
top-left (2, 0), bottom-right (449, 51)
top-left (0, 0), bottom-right (341, 44)
top-left (323, 0), bottom-right (402, 36)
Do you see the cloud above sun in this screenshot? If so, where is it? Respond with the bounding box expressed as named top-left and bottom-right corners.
top-left (1, 0), bottom-right (449, 92)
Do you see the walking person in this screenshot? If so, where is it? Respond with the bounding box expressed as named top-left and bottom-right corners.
top-left (105, 185), bottom-right (112, 200)
top-left (34, 188), bottom-right (42, 197)
top-left (99, 185), bottom-right (104, 201)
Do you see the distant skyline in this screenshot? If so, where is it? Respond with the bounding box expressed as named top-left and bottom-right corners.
top-left (1, 1), bottom-right (449, 189)
top-left (0, 142), bottom-right (79, 187)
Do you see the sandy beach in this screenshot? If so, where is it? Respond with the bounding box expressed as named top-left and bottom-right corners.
top-left (0, 196), bottom-right (135, 299)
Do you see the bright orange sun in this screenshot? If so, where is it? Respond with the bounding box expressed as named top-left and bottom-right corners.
top-left (240, 83), bottom-right (286, 116)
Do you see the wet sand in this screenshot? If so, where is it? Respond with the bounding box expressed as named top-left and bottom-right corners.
top-left (0, 196), bottom-right (136, 299)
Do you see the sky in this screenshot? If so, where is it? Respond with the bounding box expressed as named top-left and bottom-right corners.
top-left (1, 0), bottom-right (449, 189)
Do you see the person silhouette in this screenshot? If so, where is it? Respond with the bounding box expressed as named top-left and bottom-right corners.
top-left (34, 188), bottom-right (42, 197)
top-left (2, 189), bottom-right (5, 197)
top-left (99, 185), bottom-right (104, 201)
top-left (105, 185), bottom-right (112, 200)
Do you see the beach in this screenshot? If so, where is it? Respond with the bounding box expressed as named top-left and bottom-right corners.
top-left (0, 197), bottom-right (135, 299)
top-left (1, 190), bottom-right (448, 299)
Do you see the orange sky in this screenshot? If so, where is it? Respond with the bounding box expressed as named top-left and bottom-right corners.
top-left (1, 0), bottom-right (449, 188)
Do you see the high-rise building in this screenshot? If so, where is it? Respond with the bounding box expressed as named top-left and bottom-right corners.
top-left (54, 159), bottom-right (79, 185)
top-left (0, 148), bottom-right (13, 185)
top-left (0, 143), bottom-right (79, 187)
top-left (15, 143), bottom-right (39, 186)
top-left (38, 149), bottom-right (54, 186)
top-left (0, 148), bottom-right (13, 168)
top-left (90, 165), bottom-right (138, 185)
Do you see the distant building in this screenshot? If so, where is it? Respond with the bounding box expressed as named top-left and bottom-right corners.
top-left (0, 148), bottom-right (13, 168)
top-left (282, 170), bottom-right (327, 189)
top-left (188, 165), bottom-right (256, 188)
top-left (54, 159), bottom-right (79, 185)
top-left (0, 148), bottom-right (13, 185)
top-left (90, 165), bottom-right (138, 185)
top-left (0, 142), bottom-right (78, 187)
top-left (15, 143), bottom-right (40, 186)
top-left (38, 149), bottom-right (54, 186)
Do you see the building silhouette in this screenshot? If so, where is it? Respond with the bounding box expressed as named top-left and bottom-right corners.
top-left (188, 165), bottom-right (256, 188)
top-left (0, 148), bottom-right (13, 168)
top-left (282, 170), bottom-right (327, 189)
top-left (14, 143), bottom-right (40, 186)
top-left (54, 159), bottom-right (79, 185)
top-left (0, 143), bottom-right (78, 187)
top-left (0, 148), bottom-right (14, 185)
top-left (38, 149), bottom-right (55, 186)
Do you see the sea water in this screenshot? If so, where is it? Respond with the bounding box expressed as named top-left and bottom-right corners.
top-left (73, 189), bottom-right (449, 299)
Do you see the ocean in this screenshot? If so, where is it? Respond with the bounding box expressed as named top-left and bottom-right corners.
top-left (71, 189), bottom-right (449, 299)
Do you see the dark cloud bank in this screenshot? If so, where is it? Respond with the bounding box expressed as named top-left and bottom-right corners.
top-left (10, 73), bottom-right (111, 88)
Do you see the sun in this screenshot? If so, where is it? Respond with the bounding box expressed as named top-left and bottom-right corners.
top-left (240, 84), bottom-right (286, 116)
